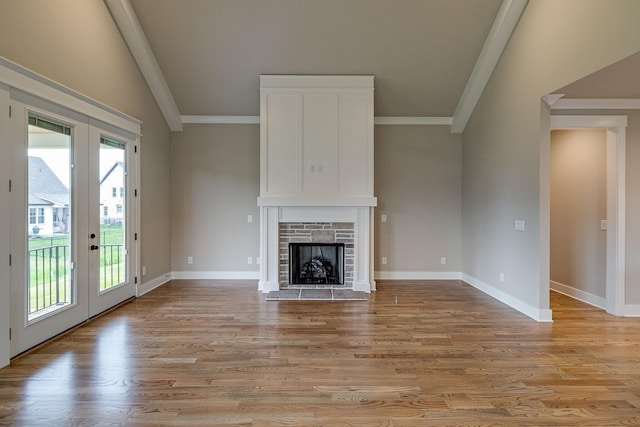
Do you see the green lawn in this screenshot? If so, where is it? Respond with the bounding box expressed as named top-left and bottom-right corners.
top-left (28, 225), bottom-right (126, 314)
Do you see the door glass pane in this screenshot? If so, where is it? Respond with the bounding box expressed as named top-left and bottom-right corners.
top-left (99, 137), bottom-right (126, 291)
top-left (27, 118), bottom-right (73, 321)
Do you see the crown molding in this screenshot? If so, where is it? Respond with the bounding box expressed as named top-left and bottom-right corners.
top-left (182, 115), bottom-right (260, 124)
top-left (104, 0), bottom-right (183, 131)
top-left (182, 115), bottom-right (453, 126)
top-left (551, 98), bottom-right (640, 110)
top-left (374, 116), bottom-right (453, 126)
top-left (451, 0), bottom-right (529, 134)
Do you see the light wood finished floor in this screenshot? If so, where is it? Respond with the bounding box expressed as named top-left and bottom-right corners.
top-left (1, 280), bottom-right (639, 426)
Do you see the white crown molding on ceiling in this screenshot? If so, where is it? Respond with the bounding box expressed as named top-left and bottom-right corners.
top-left (182, 115), bottom-right (260, 125)
top-left (374, 116), bottom-right (453, 126)
top-left (450, 0), bottom-right (529, 134)
top-left (106, 0), bottom-right (526, 134)
top-left (181, 115), bottom-right (453, 126)
top-left (104, 0), bottom-right (183, 131)
top-left (551, 98), bottom-right (640, 110)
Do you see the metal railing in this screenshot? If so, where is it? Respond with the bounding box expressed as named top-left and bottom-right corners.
top-left (28, 243), bottom-right (125, 314)
top-left (28, 245), bottom-right (70, 314)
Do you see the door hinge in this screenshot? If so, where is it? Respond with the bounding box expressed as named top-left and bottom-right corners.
top-left (8, 105), bottom-right (11, 118)
top-left (8, 254), bottom-right (11, 266)
top-left (134, 145), bottom-right (137, 153)
top-left (9, 328), bottom-right (11, 340)
top-left (134, 189), bottom-right (137, 197)
top-left (134, 276), bottom-right (138, 284)
top-left (8, 179), bottom-right (11, 192)
top-left (134, 233), bottom-right (137, 241)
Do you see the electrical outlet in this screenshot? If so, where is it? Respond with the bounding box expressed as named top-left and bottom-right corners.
top-left (187, 256), bottom-right (193, 265)
top-left (381, 256), bottom-right (387, 265)
top-left (440, 257), bottom-right (446, 265)
top-left (500, 272), bottom-right (505, 283)
top-left (142, 266), bottom-right (147, 276)
top-left (247, 214), bottom-right (253, 223)
top-left (248, 256), bottom-right (253, 265)
top-left (381, 214), bottom-right (387, 223)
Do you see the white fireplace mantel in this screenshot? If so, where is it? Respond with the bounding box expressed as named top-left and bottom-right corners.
top-left (258, 206), bottom-right (375, 293)
top-left (258, 75), bottom-right (376, 292)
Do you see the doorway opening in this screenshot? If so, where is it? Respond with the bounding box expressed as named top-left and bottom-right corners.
top-left (549, 115), bottom-right (627, 315)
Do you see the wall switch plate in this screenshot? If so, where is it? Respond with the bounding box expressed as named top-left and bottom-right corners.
top-left (142, 266), bottom-right (147, 276)
top-left (515, 220), bottom-right (525, 231)
top-left (381, 214), bottom-right (387, 223)
top-left (248, 256), bottom-right (253, 265)
top-left (187, 256), bottom-right (193, 265)
top-left (500, 272), bottom-right (505, 282)
top-left (440, 257), bottom-right (446, 265)
top-left (247, 214), bottom-right (253, 223)
top-left (381, 256), bottom-right (387, 265)
top-left (600, 219), bottom-right (608, 230)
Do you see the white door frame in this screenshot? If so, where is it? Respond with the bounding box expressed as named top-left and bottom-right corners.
top-left (549, 115), bottom-right (627, 315)
top-left (0, 58), bottom-right (141, 366)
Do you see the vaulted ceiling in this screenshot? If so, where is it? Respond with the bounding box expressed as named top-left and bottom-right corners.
top-left (129, 0), bottom-right (502, 118)
top-left (106, 0), bottom-right (533, 131)
top-left (105, 1), bottom-right (640, 132)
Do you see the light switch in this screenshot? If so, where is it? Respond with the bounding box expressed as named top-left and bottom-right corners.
top-left (515, 220), bottom-right (525, 231)
top-left (381, 214), bottom-right (387, 223)
top-left (600, 220), bottom-right (608, 230)
top-left (247, 214), bottom-right (253, 223)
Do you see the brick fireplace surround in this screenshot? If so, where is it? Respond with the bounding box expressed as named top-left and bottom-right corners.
top-left (279, 222), bottom-right (355, 288)
top-left (258, 206), bottom-right (375, 293)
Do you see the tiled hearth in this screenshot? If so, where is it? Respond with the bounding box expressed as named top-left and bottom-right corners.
top-left (279, 222), bottom-right (354, 289)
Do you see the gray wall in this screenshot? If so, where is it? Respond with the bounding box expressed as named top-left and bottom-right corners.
top-left (375, 125), bottom-right (461, 273)
top-left (171, 124), bottom-right (260, 273)
top-left (550, 129), bottom-right (606, 299)
top-left (0, 1), bottom-right (173, 285)
top-left (462, 0), bottom-right (640, 314)
top-left (170, 123), bottom-right (462, 277)
top-left (625, 111), bottom-right (640, 304)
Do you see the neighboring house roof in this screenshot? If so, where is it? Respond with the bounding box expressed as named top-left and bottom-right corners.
top-left (100, 162), bottom-right (124, 185)
top-left (28, 157), bottom-right (69, 206)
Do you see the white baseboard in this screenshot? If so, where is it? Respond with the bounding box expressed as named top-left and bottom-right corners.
top-left (171, 271), bottom-right (260, 280)
top-left (623, 305), bottom-right (640, 316)
top-left (461, 273), bottom-right (553, 322)
top-left (375, 271), bottom-right (462, 280)
top-left (550, 280), bottom-right (606, 309)
top-left (138, 272), bottom-right (172, 296)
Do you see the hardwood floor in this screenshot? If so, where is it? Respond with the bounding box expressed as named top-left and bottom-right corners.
top-left (1, 280), bottom-right (639, 426)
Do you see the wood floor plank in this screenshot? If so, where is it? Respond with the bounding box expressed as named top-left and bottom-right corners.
top-left (1, 280), bottom-right (639, 425)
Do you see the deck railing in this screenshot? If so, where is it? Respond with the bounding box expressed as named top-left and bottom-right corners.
top-left (28, 243), bottom-right (125, 314)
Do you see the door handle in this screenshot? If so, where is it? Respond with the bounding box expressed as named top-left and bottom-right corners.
top-left (90, 245), bottom-right (99, 251)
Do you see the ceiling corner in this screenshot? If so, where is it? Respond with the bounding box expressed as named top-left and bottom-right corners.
top-left (104, 0), bottom-right (183, 131)
top-left (450, 0), bottom-right (528, 134)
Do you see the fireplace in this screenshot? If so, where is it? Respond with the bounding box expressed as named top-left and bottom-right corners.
top-left (290, 243), bottom-right (345, 285)
top-left (258, 76), bottom-right (376, 293)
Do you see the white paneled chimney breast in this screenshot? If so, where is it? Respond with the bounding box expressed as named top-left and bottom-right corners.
top-left (258, 75), bottom-right (376, 292)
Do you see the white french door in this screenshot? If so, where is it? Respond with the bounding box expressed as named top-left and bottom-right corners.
top-left (10, 97), bottom-right (138, 357)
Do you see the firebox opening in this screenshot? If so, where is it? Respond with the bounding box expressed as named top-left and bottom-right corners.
top-left (289, 243), bottom-right (345, 285)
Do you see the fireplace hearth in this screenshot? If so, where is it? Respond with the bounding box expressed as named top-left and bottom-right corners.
top-left (290, 243), bottom-right (345, 285)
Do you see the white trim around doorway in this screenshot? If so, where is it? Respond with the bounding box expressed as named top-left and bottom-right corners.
top-left (550, 115), bottom-right (627, 316)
